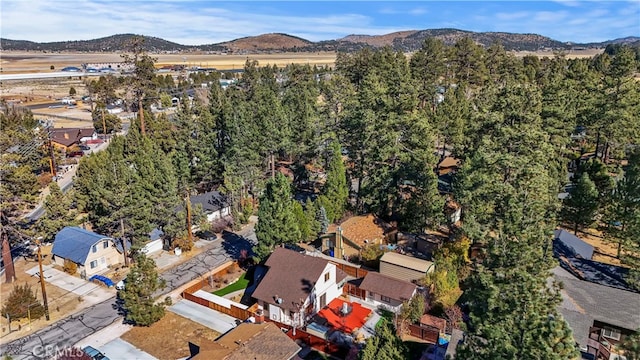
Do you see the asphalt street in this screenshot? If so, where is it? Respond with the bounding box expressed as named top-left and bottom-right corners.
top-left (1, 224), bottom-right (257, 360)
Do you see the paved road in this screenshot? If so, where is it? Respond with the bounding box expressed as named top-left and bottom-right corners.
top-left (1, 224), bottom-right (256, 360)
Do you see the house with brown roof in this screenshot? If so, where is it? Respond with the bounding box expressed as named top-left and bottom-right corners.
top-left (252, 247), bottom-right (348, 327)
top-left (324, 214), bottom-right (393, 258)
top-left (353, 271), bottom-right (417, 313)
top-left (49, 128), bottom-right (97, 151)
top-left (188, 322), bottom-right (300, 360)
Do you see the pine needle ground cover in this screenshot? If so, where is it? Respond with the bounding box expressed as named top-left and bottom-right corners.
top-left (121, 311), bottom-right (220, 360)
top-left (212, 272), bottom-right (249, 296)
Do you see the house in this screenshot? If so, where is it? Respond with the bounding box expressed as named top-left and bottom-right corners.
top-left (324, 214), bottom-right (393, 258)
top-left (188, 322), bottom-right (300, 360)
top-left (554, 229), bottom-right (594, 260)
top-left (252, 248), bottom-right (348, 327)
top-left (554, 266), bottom-right (640, 359)
top-left (437, 156), bottom-right (461, 176)
top-left (354, 271), bottom-right (417, 313)
top-left (49, 128), bottom-right (97, 151)
top-left (379, 252), bottom-right (435, 283)
top-left (51, 227), bottom-right (123, 278)
top-left (189, 191), bottom-right (231, 222)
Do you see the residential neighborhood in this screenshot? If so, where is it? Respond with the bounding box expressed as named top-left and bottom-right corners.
top-left (1, 3), bottom-right (640, 360)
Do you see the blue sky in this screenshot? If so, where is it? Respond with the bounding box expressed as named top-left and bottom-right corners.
top-left (1, 1), bottom-right (638, 45)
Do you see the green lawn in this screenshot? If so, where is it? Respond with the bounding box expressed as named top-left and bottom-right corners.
top-left (212, 273), bottom-right (249, 296)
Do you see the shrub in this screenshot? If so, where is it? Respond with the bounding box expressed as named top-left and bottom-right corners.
top-left (63, 259), bottom-right (77, 274)
top-left (1, 284), bottom-right (45, 320)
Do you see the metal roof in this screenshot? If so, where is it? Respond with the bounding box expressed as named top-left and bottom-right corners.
top-left (554, 229), bottom-right (594, 260)
top-left (52, 227), bottom-right (112, 264)
top-left (380, 252), bottom-right (435, 273)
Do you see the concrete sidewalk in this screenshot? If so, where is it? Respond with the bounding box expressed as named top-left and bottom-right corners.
top-left (169, 300), bottom-right (237, 334)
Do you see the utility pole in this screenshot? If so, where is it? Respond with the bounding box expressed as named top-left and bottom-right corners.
top-left (270, 153), bottom-right (275, 179)
top-left (47, 128), bottom-right (57, 177)
top-left (1, 217), bottom-right (16, 283)
top-left (138, 97), bottom-right (146, 135)
top-left (120, 218), bottom-right (129, 267)
top-left (36, 239), bottom-right (50, 321)
top-left (186, 189), bottom-right (193, 247)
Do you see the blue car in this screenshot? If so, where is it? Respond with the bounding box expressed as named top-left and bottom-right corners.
top-left (82, 346), bottom-right (109, 360)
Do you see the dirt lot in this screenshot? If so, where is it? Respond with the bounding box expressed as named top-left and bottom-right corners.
top-left (120, 311), bottom-right (220, 360)
top-left (0, 254), bottom-right (95, 343)
top-left (1, 51), bottom-right (338, 74)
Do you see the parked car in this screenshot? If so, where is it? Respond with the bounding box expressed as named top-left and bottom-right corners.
top-left (82, 346), bottom-right (109, 360)
top-left (79, 145), bottom-right (91, 151)
top-left (115, 279), bottom-right (126, 291)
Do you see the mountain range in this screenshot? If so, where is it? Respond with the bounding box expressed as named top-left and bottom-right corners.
top-left (1, 30), bottom-right (638, 53)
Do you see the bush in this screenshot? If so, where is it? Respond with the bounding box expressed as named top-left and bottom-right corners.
top-left (1, 284), bottom-right (45, 320)
top-left (63, 259), bottom-right (78, 274)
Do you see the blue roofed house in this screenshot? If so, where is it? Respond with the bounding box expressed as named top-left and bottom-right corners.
top-left (52, 227), bottom-right (123, 278)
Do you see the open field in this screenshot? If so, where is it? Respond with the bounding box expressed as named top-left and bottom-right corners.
top-left (0, 51), bottom-right (338, 73)
top-left (120, 311), bottom-right (220, 360)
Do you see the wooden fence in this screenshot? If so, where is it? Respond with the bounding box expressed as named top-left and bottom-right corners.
top-left (331, 261), bottom-right (369, 279)
top-left (407, 323), bottom-right (440, 344)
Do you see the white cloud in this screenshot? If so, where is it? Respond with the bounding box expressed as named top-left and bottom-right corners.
top-left (495, 11), bottom-right (530, 21)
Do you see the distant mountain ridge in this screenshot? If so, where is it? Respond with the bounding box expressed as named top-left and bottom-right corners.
top-left (1, 31), bottom-right (638, 54)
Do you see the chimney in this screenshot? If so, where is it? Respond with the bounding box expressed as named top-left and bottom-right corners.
top-left (335, 227), bottom-right (344, 259)
top-left (64, 132), bottom-right (69, 139)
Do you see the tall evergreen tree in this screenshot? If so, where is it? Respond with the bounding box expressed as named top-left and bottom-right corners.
top-left (320, 140), bottom-right (349, 223)
top-left (561, 173), bottom-right (599, 235)
top-left (359, 319), bottom-right (408, 360)
top-left (253, 173), bottom-right (301, 261)
top-left (37, 182), bottom-right (76, 242)
top-left (120, 254), bottom-right (166, 326)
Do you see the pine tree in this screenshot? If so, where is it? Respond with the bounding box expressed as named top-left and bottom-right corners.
top-left (120, 254), bottom-right (166, 326)
top-left (562, 173), bottom-right (599, 235)
top-left (37, 182), bottom-right (76, 242)
top-left (359, 319), bottom-right (408, 360)
top-left (321, 140), bottom-right (349, 223)
top-left (253, 173), bottom-right (301, 261)
top-left (304, 198), bottom-right (320, 240)
top-left (1, 283), bottom-right (44, 320)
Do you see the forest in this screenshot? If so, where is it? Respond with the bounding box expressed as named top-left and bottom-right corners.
top-left (1, 37), bottom-right (639, 358)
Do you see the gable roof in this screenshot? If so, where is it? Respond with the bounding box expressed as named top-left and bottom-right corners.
top-left (190, 191), bottom-right (230, 213)
top-left (49, 128), bottom-right (94, 147)
top-left (359, 271), bottom-right (417, 301)
top-left (192, 322), bottom-right (300, 360)
top-left (554, 229), bottom-right (594, 260)
top-left (252, 248), bottom-right (334, 312)
top-left (328, 214), bottom-right (389, 248)
top-left (554, 266), bottom-right (640, 346)
top-left (52, 227), bottom-right (113, 264)
top-left (380, 252), bottom-right (434, 273)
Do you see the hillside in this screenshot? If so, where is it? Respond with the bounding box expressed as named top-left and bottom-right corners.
top-left (216, 33), bottom-right (312, 52)
top-left (1, 30), bottom-right (636, 54)
top-left (0, 34), bottom-right (190, 52)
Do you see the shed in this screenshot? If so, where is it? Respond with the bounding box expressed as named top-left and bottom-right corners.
top-left (379, 252), bottom-right (434, 282)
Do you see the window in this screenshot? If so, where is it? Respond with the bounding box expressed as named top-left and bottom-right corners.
top-left (103, 241), bottom-right (109, 249)
top-left (602, 327), bottom-right (621, 341)
top-left (92, 245), bottom-right (97, 253)
top-left (90, 260), bottom-right (98, 269)
top-left (380, 295), bottom-right (391, 303)
top-left (324, 272), bottom-right (330, 282)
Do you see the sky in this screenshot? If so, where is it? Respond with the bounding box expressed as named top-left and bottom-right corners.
top-left (1, 1), bottom-right (639, 45)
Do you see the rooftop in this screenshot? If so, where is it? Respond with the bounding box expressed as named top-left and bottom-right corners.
top-left (252, 247), bottom-right (347, 312)
top-left (192, 322), bottom-right (300, 360)
top-left (358, 271), bottom-right (417, 302)
top-left (52, 227), bottom-right (113, 264)
top-left (554, 266), bottom-right (640, 346)
top-left (189, 190), bottom-right (230, 213)
top-left (328, 214), bottom-right (390, 248)
top-left (380, 252), bottom-right (435, 273)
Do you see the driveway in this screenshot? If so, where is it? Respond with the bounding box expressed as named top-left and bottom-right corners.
top-left (100, 338), bottom-right (157, 360)
top-left (25, 265), bottom-right (113, 305)
top-left (169, 300), bottom-right (237, 334)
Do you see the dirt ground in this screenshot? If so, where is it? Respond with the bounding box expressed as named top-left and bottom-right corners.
top-left (120, 311), bottom-right (220, 360)
top-left (0, 254), bottom-right (93, 343)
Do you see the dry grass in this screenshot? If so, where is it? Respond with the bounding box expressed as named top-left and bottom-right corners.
top-left (120, 311), bottom-right (220, 360)
top-left (0, 255), bottom-right (89, 343)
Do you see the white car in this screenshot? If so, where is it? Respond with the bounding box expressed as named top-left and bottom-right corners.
top-left (115, 280), bottom-right (125, 290)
